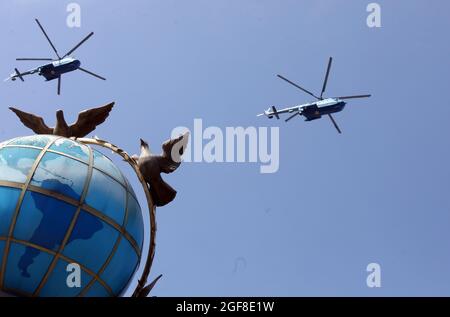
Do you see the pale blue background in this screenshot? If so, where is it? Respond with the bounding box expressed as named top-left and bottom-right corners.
top-left (0, 0), bottom-right (449, 296)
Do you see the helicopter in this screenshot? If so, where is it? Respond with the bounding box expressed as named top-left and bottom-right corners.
top-left (5, 19), bottom-right (105, 95)
top-left (257, 57), bottom-right (371, 133)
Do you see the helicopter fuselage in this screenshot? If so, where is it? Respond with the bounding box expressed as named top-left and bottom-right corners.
top-left (9, 57), bottom-right (81, 82)
top-left (257, 57), bottom-right (370, 133)
top-left (38, 57), bottom-right (81, 81)
top-left (7, 19), bottom-right (104, 94)
top-left (302, 98), bottom-right (346, 121)
top-left (265, 98), bottom-right (346, 120)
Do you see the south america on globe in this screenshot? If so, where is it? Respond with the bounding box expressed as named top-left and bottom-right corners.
top-left (0, 135), bottom-right (144, 297)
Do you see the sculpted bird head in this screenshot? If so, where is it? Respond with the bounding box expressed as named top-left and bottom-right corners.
top-left (56, 109), bottom-right (64, 121)
top-left (139, 138), bottom-right (151, 157)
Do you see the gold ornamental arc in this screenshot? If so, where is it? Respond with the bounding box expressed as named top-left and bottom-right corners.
top-left (73, 137), bottom-right (158, 297)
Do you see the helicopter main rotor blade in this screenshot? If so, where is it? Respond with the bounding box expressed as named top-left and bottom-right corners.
top-left (16, 58), bottom-right (53, 61)
top-left (63, 32), bottom-right (94, 58)
top-left (328, 114), bottom-right (342, 134)
top-left (57, 76), bottom-right (61, 95)
top-left (336, 94), bottom-right (371, 100)
top-left (285, 111), bottom-right (300, 122)
top-left (35, 19), bottom-right (61, 59)
top-left (320, 57), bottom-right (333, 99)
top-left (277, 74), bottom-right (320, 100)
top-left (78, 67), bottom-right (106, 80)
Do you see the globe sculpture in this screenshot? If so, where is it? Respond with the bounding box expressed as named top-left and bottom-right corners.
top-left (0, 135), bottom-right (144, 297)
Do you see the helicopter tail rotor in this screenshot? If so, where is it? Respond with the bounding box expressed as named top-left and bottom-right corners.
top-left (14, 68), bottom-right (25, 82)
top-left (271, 106), bottom-right (280, 119)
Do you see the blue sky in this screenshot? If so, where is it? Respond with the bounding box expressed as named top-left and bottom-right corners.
top-left (1, 0), bottom-right (450, 296)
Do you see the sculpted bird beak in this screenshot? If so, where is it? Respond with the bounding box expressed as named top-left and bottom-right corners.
top-left (178, 132), bottom-right (190, 156)
top-left (140, 138), bottom-right (150, 150)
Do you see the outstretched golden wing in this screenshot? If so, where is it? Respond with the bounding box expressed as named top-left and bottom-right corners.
top-left (69, 102), bottom-right (114, 138)
top-left (9, 107), bottom-right (53, 135)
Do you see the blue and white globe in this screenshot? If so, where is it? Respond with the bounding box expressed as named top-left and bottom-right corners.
top-left (0, 135), bottom-right (144, 297)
